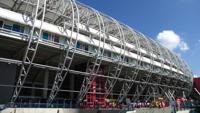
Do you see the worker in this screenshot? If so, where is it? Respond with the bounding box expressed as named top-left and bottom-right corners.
top-left (170, 98), bottom-right (176, 113)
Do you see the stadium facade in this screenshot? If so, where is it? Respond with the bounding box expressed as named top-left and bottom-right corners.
top-left (0, 0), bottom-right (193, 109)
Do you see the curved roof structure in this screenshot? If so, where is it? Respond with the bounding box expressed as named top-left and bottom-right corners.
top-left (0, 0), bottom-right (193, 108)
top-left (0, 0), bottom-right (192, 77)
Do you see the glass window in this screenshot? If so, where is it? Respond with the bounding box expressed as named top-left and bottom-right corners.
top-left (20, 26), bottom-right (24, 33)
top-left (76, 41), bottom-right (81, 48)
top-left (53, 35), bottom-right (59, 43)
top-left (59, 36), bottom-right (65, 44)
top-left (48, 33), bottom-right (53, 41)
top-left (4, 24), bottom-right (12, 30)
top-left (79, 43), bottom-right (85, 49)
top-left (112, 53), bottom-right (119, 59)
top-left (85, 45), bottom-right (88, 51)
top-left (0, 20), bottom-right (3, 28)
top-left (12, 24), bottom-right (21, 32)
top-left (125, 57), bottom-right (129, 62)
top-left (103, 50), bottom-right (111, 58)
top-left (43, 32), bottom-right (49, 40)
top-left (89, 45), bottom-right (96, 53)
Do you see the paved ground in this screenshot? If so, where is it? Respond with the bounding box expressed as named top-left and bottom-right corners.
top-left (0, 108), bottom-right (195, 113)
top-left (177, 110), bottom-right (190, 113)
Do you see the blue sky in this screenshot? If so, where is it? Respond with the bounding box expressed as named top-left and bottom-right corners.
top-left (77, 0), bottom-right (200, 76)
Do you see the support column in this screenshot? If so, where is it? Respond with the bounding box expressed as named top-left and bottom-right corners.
top-left (70, 74), bottom-right (75, 99)
top-left (31, 84), bottom-right (35, 97)
top-left (43, 69), bottom-right (49, 98)
top-left (0, 62), bottom-right (16, 104)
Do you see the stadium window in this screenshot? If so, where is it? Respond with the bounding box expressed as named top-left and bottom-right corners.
top-left (125, 57), bottom-right (129, 63)
top-left (59, 36), bottom-right (65, 44)
top-left (42, 32), bottom-right (49, 40)
top-left (121, 55), bottom-right (125, 61)
top-left (85, 44), bottom-right (88, 51)
top-left (20, 26), bottom-right (24, 33)
top-left (12, 24), bottom-right (21, 32)
top-left (48, 33), bottom-right (53, 41)
top-left (0, 20), bottom-right (3, 28)
top-left (112, 52), bottom-right (119, 59)
top-left (80, 43), bottom-right (86, 50)
top-left (89, 45), bottom-right (97, 53)
top-left (76, 41), bottom-right (81, 48)
top-left (103, 50), bottom-right (111, 58)
top-left (23, 26), bottom-right (29, 34)
top-left (3, 24), bottom-right (12, 30)
top-left (107, 51), bottom-right (111, 58)
top-left (53, 35), bottom-right (59, 43)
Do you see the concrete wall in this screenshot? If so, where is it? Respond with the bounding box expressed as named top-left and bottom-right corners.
top-left (0, 62), bottom-right (16, 104)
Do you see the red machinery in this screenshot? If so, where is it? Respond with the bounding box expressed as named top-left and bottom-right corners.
top-left (84, 77), bottom-right (106, 109)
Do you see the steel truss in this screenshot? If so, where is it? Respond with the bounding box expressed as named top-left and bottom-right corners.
top-left (159, 86), bottom-right (177, 103)
top-left (78, 6), bottom-right (106, 102)
top-left (131, 32), bottom-right (155, 102)
top-left (139, 39), bottom-right (167, 102)
top-left (116, 28), bottom-right (167, 104)
top-left (117, 26), bottom-right (142, 103)
top-left (142, 74), bottom-right (164, 102)
top-left (150, 39), bottom-right (165, 75)
top-left (144, 84), bottom-right (178, 105)
top-left (143, 86), bottom-right (159, 102)
top-left (11, 0), bottom-right (47, 103)
top-left (104, 18), bottom-right (126, 99)
top-left (47, 0), bottom-right (79, 105)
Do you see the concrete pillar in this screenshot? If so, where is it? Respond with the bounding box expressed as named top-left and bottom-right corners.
top-left (0, 62), bottom-right (16, 104)
top-left (70, 74), bottom-right (75, 99)
top-left (31, 84), bottom-right (35, 97)
top-left (43, 69), bottom-right (49, 98)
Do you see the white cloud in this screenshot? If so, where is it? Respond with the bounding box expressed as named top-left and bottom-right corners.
top-left (194, 74), bottom-right (200, 77)
top-left (179, 41), bottom-right (189, 51)
top-left (157, 30), bottom-right (180, 50)
top-left (156, 30), bottom-right (189, 52)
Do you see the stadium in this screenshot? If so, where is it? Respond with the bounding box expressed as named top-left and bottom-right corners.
top-left (0, 0), bottom-right (193, 111)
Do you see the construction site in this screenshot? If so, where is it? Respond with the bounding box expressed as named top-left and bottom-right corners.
top-left (0, 0), bottom-right (199, 113)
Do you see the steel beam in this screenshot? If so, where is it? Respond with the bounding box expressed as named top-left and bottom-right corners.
top-left (78, 7), bottom-right (106, 102)
top-left (0, 57), bottom-right (189, 92)
top-left (10, 0), bottom-right (47, 103)
top-left (117, 25), bottom-right (141, 103)
top-left (104, 17), bottom-right (126, 98)
top-left (47, 0), bottom-right (80, 105)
